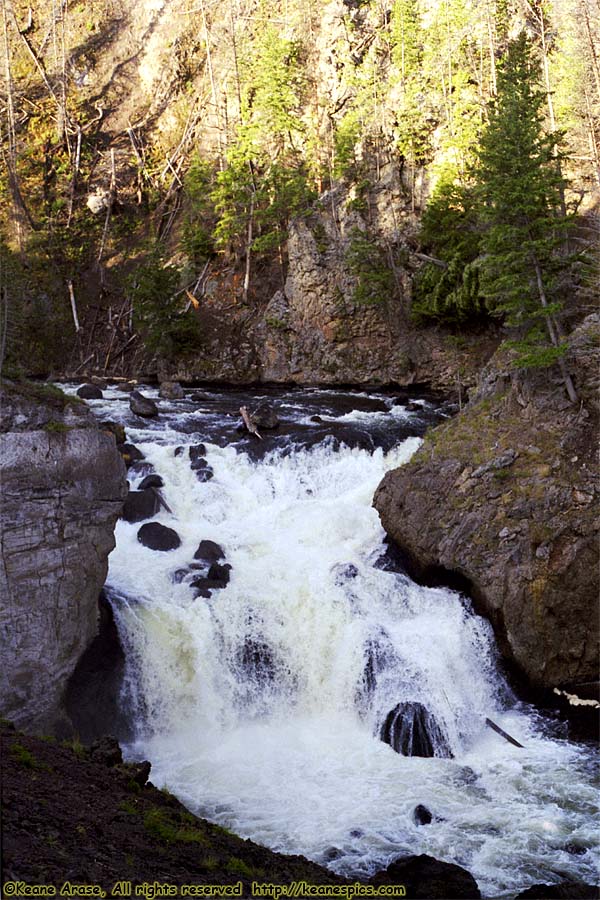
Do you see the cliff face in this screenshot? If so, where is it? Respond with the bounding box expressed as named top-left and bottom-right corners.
top-left (373, 315), bottom-right (600, 692)
top-left (0, 383), bottom-right (127, 733)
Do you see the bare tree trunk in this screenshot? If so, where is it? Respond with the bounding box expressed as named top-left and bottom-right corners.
top-left (243, 191), bottom-right (255, 303)
top-left (531, 254), bottom-right (578, 403)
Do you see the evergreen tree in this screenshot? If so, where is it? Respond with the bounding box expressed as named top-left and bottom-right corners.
top-left (475, 32), bottom-right (577, 400)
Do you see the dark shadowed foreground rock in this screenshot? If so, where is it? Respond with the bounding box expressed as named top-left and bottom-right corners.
top-left (122, 488), bottom-right (161, 522)
top-left (515, 883), bottom-right (599, 898)
top-left (371, 854), bottom-right (481, 898)
top-left (374, 316), bottom-right (600, 693)
top-left (1, 722), bottom-right (348, 892)
top-left (0, 381), bottom-right (127, 733)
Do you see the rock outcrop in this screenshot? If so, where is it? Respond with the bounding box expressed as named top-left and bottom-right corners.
top-left (373, 316), bottom-right (600, 692)
top-left (0, 381), bottom-right (127, 733)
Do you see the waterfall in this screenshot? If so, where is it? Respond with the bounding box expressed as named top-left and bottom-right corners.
top-left (64, 384), bottom-right (599, 898)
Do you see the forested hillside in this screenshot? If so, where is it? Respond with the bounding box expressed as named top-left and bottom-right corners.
top-left (1, 0), bottom-right (598, 382)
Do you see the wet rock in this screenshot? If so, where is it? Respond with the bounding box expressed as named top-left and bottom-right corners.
top-left (333, 563), bottom-right (359, 584)
top-left (90, 377), bottom-right (108, 389)
top-left (130, 390), bottom-right (158, 418)
top-left (195, 466), bottom-right (214, 482)
top-left (371, 854), bottom-right (481, 898)
top-left (101, 421), bottom-right (126, 444)
top-left (322, 847), bottom-right (343, 861)
top-left (311, 415), bottom-right (324, 423)
top-left (190, 578), bottom-right (214, 599)
top-left (250, 402), bottom-right (280, 430)
top-left (413, 804), bottom-right (432, 826)
top-left (118, 443), bottom-right (145, 468)
top-left (174, 446), bottom-right (185, 456)
top-left (374, 536), bottom-right (410, 574)
top-left (159, 381), bottom-right (185, 400)
top-left (77, 384), bottom-right (103, 400)
top-left (190, 391), bottom-right (214, 402)
top-left (194, 540), bottom-right (225, 563)
top-left (137, 523), bottom-right (181, 551)
top-left (89, 736), bottom-right (122, 767)
top-left (139, 474), bottom-right (164, 490)
top-left (122, 488), bottom-right (160, 523)
top-left (119, 381), bottom-right (137, 393)
top-left (514, 883), bottom-right (599, 899)
top-left (564, 843), bottom-right (588, 856)
top-left (349, 829), bottom-right (364, 838)
top-left (189, 444), bottom-right (207, 466)
top-left (380, 701), bottom-right (452, 758)
top-left (207, 562), bottom-right (232, 587)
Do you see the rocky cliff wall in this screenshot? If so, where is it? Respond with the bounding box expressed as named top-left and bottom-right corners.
top-left (0, 383), bottom-right (127, 733)
top-left (373, 315), bottom-right (600, 693)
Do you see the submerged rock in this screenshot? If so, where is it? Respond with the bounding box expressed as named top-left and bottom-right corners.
top-left (137, 522), bottom-right (181, 551)
top-left (77, 383), bottom-right (103, 400)
top-left (130, 390), bottom-right (158, 418)
top-left (371, 854), bottom-right (481, 898)
top-left (380, 701), bottom-right (452, 758)
top-left (207, 562), bottom-right (232, 587)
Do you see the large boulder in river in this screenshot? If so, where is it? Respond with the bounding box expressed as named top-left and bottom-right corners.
top-left (380, 701), bottom-right (452, 758)
top-left (122, 488), bottom-right (160, 523)
top-left (371, 855), bottom-right (481, 899)
top-left (0, 380), bottom-right (127, 733)
top-left (77, 383), bottom-right (103, 400)
top-left (130, 390), bottom-right (158, 418)
top-left (374, 316), bottom-right (600, 693)
top-left (159, 381), bottom-right (185, 400)
top-left (250, 402), bottom-right (279, 429)
top-left (137, 522), bottom-right (181, 551)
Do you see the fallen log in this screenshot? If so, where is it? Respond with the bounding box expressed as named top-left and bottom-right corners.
top-left (485, 717), bottom-right (524, 748)
top-left (240, 405), bottom-right (262, 439)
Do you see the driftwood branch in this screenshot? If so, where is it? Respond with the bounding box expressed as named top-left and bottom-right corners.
top-left (240, 405), bottom-right (262, 439)
top-left (485, 717), bottom-right (524, 748)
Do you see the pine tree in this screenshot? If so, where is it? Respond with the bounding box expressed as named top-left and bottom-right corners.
top-left (475, 32), bottom-right (577, 401)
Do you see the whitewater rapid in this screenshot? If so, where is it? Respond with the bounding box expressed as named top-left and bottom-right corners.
top-left (62, 384), bottom-right (599, 898)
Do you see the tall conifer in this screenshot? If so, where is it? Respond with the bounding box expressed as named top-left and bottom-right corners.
top-left (476, 32), bottom-right (577, 400)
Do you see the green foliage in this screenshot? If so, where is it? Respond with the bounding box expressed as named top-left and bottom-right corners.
top-left (182, 157), bottom-right (216, 266)
top-left (129, 252), bottom-right (200, 357)
top-left (10, 742), bottom-right (38, 769)
top-left (143, 807), bottom-right (207, 844)
top-left (346, 228), bottom-right (395, 305)
top-left (391, 0), bottom-right (422, 80)
top-left (333, 111), bottom-right (363, 180)
top-left (412, 177), bottom-right (488, 324)
top-left (225, 857), bottom-right (264, 879)
top-left (475, 32), bottom-right (572, 368)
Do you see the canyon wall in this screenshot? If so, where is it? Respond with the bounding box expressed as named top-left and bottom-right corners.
top-left (0, 383), bottom-right (127, 733)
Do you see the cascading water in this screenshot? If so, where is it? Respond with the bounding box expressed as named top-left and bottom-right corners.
top-left (63, 384), bottom-right (599, 898)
